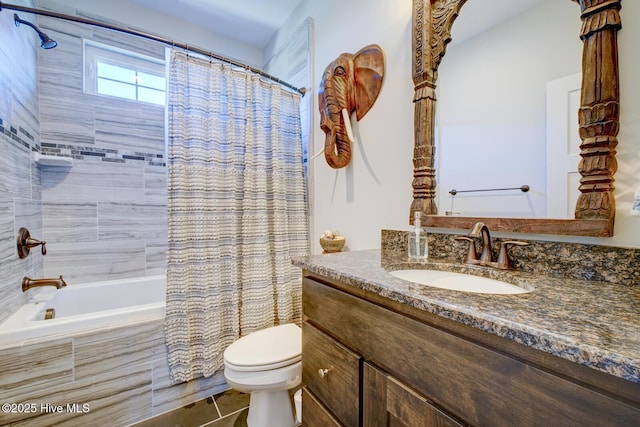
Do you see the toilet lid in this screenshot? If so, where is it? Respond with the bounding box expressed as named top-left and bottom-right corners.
top-left (224, 323), bottom-right (301, 371)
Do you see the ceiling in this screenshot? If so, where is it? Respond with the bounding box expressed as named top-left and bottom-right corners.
top-left (125, 0), bottom-right (543, 50)
top-left (128, 0), bottom-right (303, 48)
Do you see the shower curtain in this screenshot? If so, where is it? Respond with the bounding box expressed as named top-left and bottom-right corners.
top-left (165, 50), bottom-right (310, 382)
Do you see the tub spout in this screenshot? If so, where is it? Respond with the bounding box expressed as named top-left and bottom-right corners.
top-left (22, 275), bottom-right (67, 292)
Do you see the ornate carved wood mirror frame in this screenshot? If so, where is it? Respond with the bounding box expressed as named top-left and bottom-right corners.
top-left (410, 0), bottom-right (621, 236)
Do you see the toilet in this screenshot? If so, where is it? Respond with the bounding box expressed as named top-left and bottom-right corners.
top-left (223, 323), bottom-right (302, 427)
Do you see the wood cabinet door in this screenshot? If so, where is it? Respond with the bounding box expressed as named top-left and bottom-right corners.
top-left (302, 321), bottom-right (360, 427)
top-left (301, 387), bottom-right (342, 427)
top-left (364, 363), bottom-right (465, 427)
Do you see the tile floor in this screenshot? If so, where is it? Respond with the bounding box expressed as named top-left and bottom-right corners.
top-left (129, 388), bottom-right (250, 427)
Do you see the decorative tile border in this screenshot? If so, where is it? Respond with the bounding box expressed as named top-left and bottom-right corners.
top-left (41, 142), bottom-right (166, 167)
top-left (1, 117), bottom-right (165, 167)
top-left (0, 117), bottom-right (39, 152)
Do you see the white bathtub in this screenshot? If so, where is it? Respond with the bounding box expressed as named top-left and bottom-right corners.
top-left (0, 275), bottom-right (166, 346)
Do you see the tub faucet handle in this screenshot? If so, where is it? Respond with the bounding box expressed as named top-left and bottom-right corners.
top-left (17, 227), bottom-right (47, 258)
top-left (26, 236), bottom-right (46, 255)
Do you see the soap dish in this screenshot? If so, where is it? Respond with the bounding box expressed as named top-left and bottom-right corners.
top-left (33, 152), bottom-right (73, 167)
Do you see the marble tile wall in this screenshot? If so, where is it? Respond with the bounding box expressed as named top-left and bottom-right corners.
top-left (0, 319), bottom-right (227, 426)
top-left (36, 13), bottom-right (167, 283)
top-left (0, 0), bottom-right (44, 325)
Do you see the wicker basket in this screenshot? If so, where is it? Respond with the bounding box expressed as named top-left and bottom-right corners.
top-left (319, 236), bottom-right (345, 253)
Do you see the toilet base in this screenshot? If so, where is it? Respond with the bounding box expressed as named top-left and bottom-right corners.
top-left (247, 390), bottom-right (295, 427)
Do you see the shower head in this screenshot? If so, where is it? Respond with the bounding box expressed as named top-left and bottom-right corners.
top-left (14, 13), bottom-right (58, 49)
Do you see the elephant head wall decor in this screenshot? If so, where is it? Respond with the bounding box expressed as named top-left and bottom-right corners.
top-left (318, 44), bottom-right (385, 168)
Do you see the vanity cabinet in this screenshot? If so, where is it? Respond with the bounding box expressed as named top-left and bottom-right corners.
top-left (301, 273), bottom-right (640, 426)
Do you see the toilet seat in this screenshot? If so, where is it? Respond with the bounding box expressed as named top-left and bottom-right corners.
top-left (224, 323), bottom-right (301, 372)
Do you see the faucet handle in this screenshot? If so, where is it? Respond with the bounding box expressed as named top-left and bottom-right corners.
top-left (26, 237), bottom-right (47, 255)
top-left (17, 227), bottom-right (47, 259)
top-left (454, 236), bottom-right (479, 264)
top-left (495, 240), bottom-right (529, 270)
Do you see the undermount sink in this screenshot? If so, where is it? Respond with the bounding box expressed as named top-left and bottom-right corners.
top-left (389, 269), bottom-right (531, 295)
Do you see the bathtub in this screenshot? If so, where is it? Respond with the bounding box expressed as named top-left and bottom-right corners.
top-left (0, 275), bottom-right (166, 346)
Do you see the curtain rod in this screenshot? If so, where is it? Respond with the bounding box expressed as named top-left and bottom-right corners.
top-left (0, 1), bottom-right (306, 96)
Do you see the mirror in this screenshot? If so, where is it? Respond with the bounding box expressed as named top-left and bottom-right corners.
top-left (409, 0), bottom-right (621, 236)
top-left (437, 0), bottom-right (580, 219)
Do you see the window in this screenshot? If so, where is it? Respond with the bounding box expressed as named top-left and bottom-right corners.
top-left (84, 40), bottom-right (166, 106)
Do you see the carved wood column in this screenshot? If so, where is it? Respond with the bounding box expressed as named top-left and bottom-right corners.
top-left (410, 0), bottom-right (466, 223)
top-left (410, 0), bottom-right (437, 221)
top-left (574, 0), bottom-right (621, 220)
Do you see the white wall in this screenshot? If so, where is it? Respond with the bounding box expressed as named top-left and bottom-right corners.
top-left (266, 0), bottom-right (416, 253)
top-left (268, 0), bottom-right (640, 250)
top-left (38, 0), bottom-right (263, 68)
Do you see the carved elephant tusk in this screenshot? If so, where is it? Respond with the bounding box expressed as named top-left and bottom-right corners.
top-left (310, 147), bottom-right (324, 160)
top-left (341, 108), bottom-right (355, 143)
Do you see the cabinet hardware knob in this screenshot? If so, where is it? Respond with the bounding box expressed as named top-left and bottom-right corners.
top-left (318, 368), bottom-right (331, 379)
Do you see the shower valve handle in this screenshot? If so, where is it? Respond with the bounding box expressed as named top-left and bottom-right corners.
top-left (17, 227), bottom-right (47, 258)
top-left (26, 237), bottom-right (47, 255)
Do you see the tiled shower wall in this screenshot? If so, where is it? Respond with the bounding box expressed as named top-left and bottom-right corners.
top-left (1, 6), bottom-right (225, 426)
top-left (0, 1), bottom-right (167, 320)
top-left (37, 9), bottom-right (167, 284)
top-left (0, 0), bottom-right (44, 325)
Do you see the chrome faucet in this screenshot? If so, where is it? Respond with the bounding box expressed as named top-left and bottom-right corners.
top-left (22, 275), bottom-right (67, 292)
top-left (467, 222), bottom-right (493, 265)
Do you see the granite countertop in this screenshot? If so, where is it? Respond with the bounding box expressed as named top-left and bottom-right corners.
top-left (293, 249), bottom-right (640, 384)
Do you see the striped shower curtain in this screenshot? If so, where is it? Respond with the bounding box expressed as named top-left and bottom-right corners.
top-left (165, 50), bottom-right (310, 383)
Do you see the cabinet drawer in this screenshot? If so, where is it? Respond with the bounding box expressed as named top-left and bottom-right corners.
top-left (302, 321), bottom-right (360, 427)
top-left (302, 387), bottom-right (342, 427)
